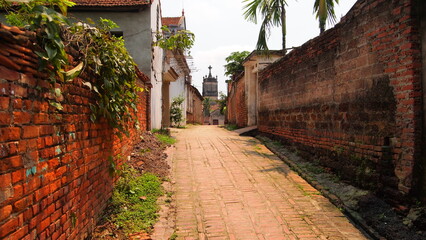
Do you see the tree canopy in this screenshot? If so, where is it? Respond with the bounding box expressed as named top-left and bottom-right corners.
top-left (224, 51), bottom-right (250, 77)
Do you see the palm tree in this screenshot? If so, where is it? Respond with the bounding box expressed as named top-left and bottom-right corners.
top-left (242, 0), bottom-right (287, 52)
top-left (313, 0), bottom-right (339, 34)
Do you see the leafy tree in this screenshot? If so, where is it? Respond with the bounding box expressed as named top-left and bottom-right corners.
top-left (217, 92), bottom-right (227, 115)
top-left (155, 26), bottom-right (195, 52)
top-left (224, 51), bottom-right (250, 77)
top-left (313, 0), bottom-right (339, 34)
top-left (243, 0), bottom-right (287, 52)
top-left (203, 98), bottom-right (212, 117)
top-left (170, 96), bottom-right (185, 127)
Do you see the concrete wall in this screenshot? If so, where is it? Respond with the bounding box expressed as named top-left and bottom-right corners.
top-left (150, 0), bottom-right (164, 129)
top-left (169, 59), bottom-right (188, 126)
top-left (244, 54), bottom-right (282, 126)
top-left (69, 10), bottom-right (152, 75)
top-left (258, 0), bottom-right (423, 201)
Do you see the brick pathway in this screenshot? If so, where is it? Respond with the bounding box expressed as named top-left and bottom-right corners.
top-left (169, 125), bottom-right (367, 240)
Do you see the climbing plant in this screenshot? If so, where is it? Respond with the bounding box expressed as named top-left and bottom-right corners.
top-left (170, 96), bottom-right (185, 127)
top-left (67, 18), bottom-right (142, 136)
top-left (2, 0), bottom-right (142, 136)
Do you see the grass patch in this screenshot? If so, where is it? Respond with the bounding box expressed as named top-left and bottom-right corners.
top-left (110, 164), bottom-right (163, 234)
top-left (155, 134), bottom-right (176, 145)
top-left (169, 231), bottom-right (178, 240)
top-left (152, 128), bottom-right (170, 135)
top-left (224, 124), bottom-right (239, 131)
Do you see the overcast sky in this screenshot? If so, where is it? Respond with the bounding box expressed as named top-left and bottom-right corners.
top-left (161, 0), bottom-right (357, 95)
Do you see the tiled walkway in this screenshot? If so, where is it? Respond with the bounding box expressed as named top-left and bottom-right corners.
top-left (170, 125), bottom-right (366, 240)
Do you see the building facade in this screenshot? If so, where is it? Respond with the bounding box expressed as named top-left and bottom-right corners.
top-left (202, 66), bottom-right (218, 100)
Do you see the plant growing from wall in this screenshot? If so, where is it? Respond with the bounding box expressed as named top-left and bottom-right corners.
top-left (2, 0), bottom-right (142, 136)
top-left (170, 96), bottom-right (185, 127)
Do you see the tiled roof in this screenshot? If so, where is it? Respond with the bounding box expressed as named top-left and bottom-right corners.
top-left (72, 0), bottom-right (150, 7)
top-left (162, 17), bottom-right (181, 26)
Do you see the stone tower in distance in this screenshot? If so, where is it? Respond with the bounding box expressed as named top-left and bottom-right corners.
top-left (202, 65), bottom-right (218, 100)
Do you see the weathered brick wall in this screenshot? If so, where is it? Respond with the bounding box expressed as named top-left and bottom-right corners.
top-left (227, 76), bottom-right (248, 128)
top-left (227, 81), bottom-right (237, 125)
top-left (0, 24), bottom-right (150, 239)
top-left (235, 77), bottom-right (248, 128)
top-left (258, 0), bottom-right (423, 200)
top-left (186, 85), bottom-right (203, 125)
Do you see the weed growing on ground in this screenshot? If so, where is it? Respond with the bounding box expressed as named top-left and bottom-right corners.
top-left (110, 164), bottom-right (163, 234)
top-left (152, 128), bottom-right (170, 135)
top-left (169, 231), bottom-right (178, 240)
top-left (155, 134), bottom-right (177, 145)
top-left (224, 124), bottom-right (239, 131)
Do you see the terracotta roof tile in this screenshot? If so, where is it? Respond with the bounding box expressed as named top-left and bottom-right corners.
top-left (162, 17), bottom-right (180, 26)
top-left (72, 0), bottom-right (150, 7)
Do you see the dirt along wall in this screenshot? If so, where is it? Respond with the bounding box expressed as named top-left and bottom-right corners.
top-left (0, 24), bottom-right (150, 239)
top-left (258, 0), bottom-right (423, 203)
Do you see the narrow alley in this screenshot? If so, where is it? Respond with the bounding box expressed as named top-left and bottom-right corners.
top-left (167, 126), bottom-right (367, 240)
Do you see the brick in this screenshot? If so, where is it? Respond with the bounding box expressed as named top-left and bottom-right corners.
top-left (13, 196), bottom-right (30, 212)
top-left (13, 111), bottom-right (32, 124)
top-left (11, 169), bottom-right (25, 184)
top-left (0, 217), bottom-right (19, 238)
top-left (0, 205), bottom-right (12, 222)
top-left (33, 113), bottom-right (49, 124)
top-left (0, 83), bottom-right (10, 95)
top-left (0, 127), bottom-right (21, 141)
top-left (35, 185), bottom-right (50, 201)
top-left (12, 98), bottom-right (22, 109)
top-left (9, 225), bottom-right (29, 240)
top-left (24, 176), bottom-right (41, 195)
top-left (22, 126), bottom-right (39, 139)
top-left (19, 74), bottom-right (37, 87)
top-left (13, 184), bottom-right (24, 200)
top-left (11, 84), bottom-right (27, 98)
top-left (0, 173), bottom-right (12, 188)
top-left (0, 155), bottom-right (23, 171)
top-left (38, 217), bottom-right (51, 232)
top-left (0, 97), bottom-right (10, 110)
top-left (0, 112), bottom-right (11, 125)
top-left (0, 65), bottom-right (20, 81)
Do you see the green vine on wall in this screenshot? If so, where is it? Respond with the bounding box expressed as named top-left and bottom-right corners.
top-left (2, 0), bottom-right (142, 136)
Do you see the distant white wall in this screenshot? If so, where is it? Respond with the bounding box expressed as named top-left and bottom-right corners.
top-left (150, 0), bottom-right (164, 130)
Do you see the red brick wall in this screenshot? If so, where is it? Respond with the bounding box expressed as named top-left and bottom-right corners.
top-left (235, 77), bottom-right (247, 128)
top-left (258, 0), bottom-right (423, 199)
top-left (227, 76), bottom-right (248, 128)
top-left (0, 25), bottom-right (150, 239)
top-left (227, 81), bottom-right (237, 125)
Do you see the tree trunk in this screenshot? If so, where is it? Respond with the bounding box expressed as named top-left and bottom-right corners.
top-left (281, 4), bottom-right (286, 53)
